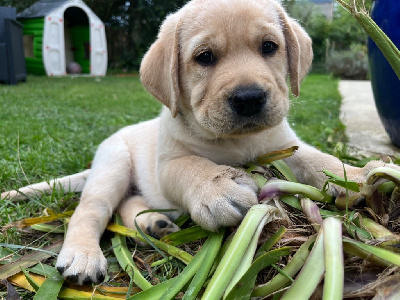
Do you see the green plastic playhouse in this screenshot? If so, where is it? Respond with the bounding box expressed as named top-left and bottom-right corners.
top-left (17, 0), bottom-right (107, 76)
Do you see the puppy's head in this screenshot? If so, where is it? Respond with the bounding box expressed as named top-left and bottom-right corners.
top-left (140, 0), bottom-right (312, 138)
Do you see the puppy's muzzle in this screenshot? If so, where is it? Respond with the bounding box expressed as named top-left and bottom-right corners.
top-left (229, 87), bottom-right (267, 117)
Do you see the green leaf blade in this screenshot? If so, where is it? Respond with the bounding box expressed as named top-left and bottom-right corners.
top-left (252, 235), bottom-right (316, 297)
top-left (33, 268), bottom-right (64, 300)
top-left (225, 247), bottom-right (291, 300)
top-left (182, 231), bottom-right (224, 300)
top-left (111, 215), bottom-right (152, 291)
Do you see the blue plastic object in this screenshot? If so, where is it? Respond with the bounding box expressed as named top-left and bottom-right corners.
top-left (368, 0), bottom-right (400, 147)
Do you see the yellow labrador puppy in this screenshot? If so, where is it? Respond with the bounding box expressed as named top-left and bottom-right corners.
top-left (1, 0), bottom-right (396, 284)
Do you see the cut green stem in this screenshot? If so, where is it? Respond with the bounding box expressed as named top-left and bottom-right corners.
top-left (281, 230), bottom-right (325, 300)
top-left (322, 218), bottom-right (344, 300)
top-left (202, 204), bottom-right (279, 300)
top-left (259, 179), bottom-right (333, 203)
top-left (301, 198), bottom-right (323, 232)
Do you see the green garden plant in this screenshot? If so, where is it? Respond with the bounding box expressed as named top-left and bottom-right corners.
top-left (334, 0), bottom-right (400, 78)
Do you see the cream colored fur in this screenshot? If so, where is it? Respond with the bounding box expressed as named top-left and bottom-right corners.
top-left (2, 0), bottom-right (398, 285)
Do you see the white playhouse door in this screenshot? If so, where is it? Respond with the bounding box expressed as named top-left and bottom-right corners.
top-left (90, 20), bottom-right (107, 76)
top-left (43, 14), bottom-right (66, 76)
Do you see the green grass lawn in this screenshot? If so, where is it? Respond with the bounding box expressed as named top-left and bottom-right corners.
top-left (288, 74), bottom-right (346, 152)
top-left (0, 76), bottom-right (162, 191)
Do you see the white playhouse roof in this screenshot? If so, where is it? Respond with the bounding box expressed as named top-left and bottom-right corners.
top-left (18, 0), bottom-right (71, 19)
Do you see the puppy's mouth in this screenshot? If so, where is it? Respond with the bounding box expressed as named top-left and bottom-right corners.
top-left (236, 122), bottom-right (265, 131)
top-left (227, 118), bottom-right (271, 136)
top-left (198, 113), bottom-right (273, 138)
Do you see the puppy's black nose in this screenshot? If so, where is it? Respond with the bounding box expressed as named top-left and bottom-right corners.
top-left (229, 87), bottom-right (267, 117)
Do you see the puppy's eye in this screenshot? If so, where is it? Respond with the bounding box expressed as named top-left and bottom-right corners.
top-left (195, 51), bottom-right (215, 66)
top-left (262, 41), bottom-right (278, 55)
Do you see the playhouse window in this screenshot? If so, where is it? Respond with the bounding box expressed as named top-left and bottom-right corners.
top-left (23, 35), bottom-right (34, 58)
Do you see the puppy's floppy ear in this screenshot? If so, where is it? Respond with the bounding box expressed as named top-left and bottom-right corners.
top-left (278, 9), bottom-right (313, 97)
top-left (140, 14), bottom-right (181, 117)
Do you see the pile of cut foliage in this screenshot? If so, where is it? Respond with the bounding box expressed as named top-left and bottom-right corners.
top-left (3, 0), bottom-right (400, 297)
top-left (1, 147), bottom-right (400, 299)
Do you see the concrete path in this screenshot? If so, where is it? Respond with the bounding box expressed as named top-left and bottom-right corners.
top-left (339, 80), bottom-right (400, 157)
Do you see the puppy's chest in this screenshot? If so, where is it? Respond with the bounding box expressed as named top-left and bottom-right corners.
top-left (192, 141), bottom-right (263, 166)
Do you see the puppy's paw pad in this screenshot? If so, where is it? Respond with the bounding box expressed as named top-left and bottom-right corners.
top-left (155, 220), bottom-right (169, 228)
top-left (146, 217), bottom-right (179, 239)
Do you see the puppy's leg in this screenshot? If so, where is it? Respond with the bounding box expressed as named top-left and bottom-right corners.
top-left (284, 141), bottom-right (400, 194)
top-left (118, 196), bottom-right (179, 240)
top-left (56, 136), bottom-right (132, 285)
top-left (283, 142), bottom-right (347, 191)
top-left (159, 155), bottom-right (258, 232)
top-left (1, 170), bottom-right (90, 201)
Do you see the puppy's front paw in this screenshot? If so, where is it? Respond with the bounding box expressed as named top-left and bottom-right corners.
top-left (56, 243), bottom-right (107, 285)
top-left (189, 167), bottom-right (258, 231)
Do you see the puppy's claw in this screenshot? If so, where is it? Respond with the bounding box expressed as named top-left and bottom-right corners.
top-left (96, 271), bottom-right (106, 283)
top-left (66, 274), bottom-right (79, 285)
top-left (82, 276), bottom-right (93, 285)
top-left (56, 266), bottom-right (65, 275)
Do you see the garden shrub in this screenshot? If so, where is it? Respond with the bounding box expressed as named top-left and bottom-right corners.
top-left (326, 44), bottom-right (369, 79)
